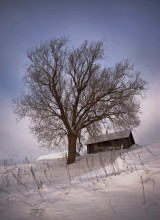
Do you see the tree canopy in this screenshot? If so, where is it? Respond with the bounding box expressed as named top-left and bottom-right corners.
top-left (13, 37), bottom-right (147, 164)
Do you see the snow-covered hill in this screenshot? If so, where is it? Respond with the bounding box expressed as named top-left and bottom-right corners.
top-left (0, 143), bottom-right (160, 220)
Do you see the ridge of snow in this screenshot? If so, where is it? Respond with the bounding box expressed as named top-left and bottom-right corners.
top-left (37, 151), bottom-right (67, 161)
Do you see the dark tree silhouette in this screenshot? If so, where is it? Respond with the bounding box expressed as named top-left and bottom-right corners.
top-left (13, 37), bottom-right (147, 164)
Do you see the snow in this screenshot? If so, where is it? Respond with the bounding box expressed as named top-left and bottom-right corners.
top-left (37, 151), bottom-right (67, 161)
top-left (0, 143), bottom-right (160, 220)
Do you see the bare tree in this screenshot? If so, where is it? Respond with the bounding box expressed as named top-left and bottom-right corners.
top-left (13, 37), bottom-right (147, 164)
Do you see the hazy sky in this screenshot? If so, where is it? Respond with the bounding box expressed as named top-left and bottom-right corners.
top-left (0, 0), bottom-right (160, 158)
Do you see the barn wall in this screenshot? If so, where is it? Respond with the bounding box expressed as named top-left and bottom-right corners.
top-left (87, 137), bottom-right (133, 154)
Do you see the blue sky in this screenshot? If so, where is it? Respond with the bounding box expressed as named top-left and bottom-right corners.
top-left (0, 0), bottom-right (160, 158)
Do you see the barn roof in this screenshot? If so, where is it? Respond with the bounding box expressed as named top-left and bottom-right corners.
top-left (86, 130), bottom-right (132, 145)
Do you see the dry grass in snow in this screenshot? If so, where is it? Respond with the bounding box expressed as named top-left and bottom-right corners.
top-left (0, 142), bottom-right (160, 220)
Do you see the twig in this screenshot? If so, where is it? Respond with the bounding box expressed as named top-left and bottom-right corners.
top-left (109, 200), bottom-right (116, 215)
top-left (140, 173), bottom-right (146, 204)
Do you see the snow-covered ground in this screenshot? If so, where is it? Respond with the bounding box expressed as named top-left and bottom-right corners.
top-left (0, 142), bottom-right (160, 220)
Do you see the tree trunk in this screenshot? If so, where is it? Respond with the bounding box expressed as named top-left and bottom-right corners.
top-left (67, 133), bottom-right (77, 164)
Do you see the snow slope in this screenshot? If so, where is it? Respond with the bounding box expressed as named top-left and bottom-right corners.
top-left (0, 143), bottom-right (160, 220)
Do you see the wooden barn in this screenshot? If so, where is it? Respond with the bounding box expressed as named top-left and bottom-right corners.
top-left (86, 130), bottom-right (135, 154)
